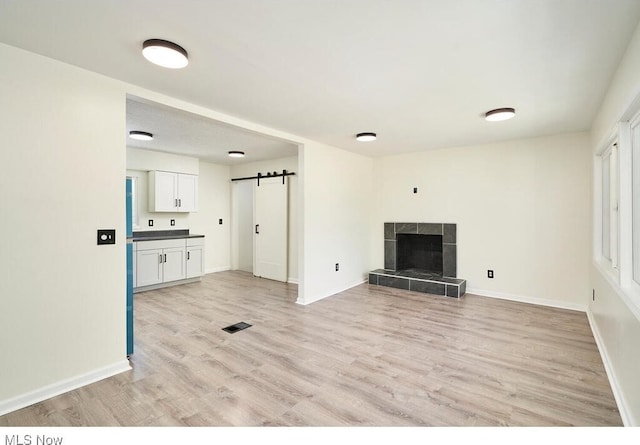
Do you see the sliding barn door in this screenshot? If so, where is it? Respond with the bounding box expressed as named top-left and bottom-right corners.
top-left (253, 176), bottom-right (288, 282)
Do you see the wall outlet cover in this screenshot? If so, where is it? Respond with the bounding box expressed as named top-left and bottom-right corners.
top-left (97, 229), bottom-right (116, 245)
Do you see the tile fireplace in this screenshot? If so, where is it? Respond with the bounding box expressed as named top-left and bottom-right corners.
top-left (369, 222), bottom-right (466, 298)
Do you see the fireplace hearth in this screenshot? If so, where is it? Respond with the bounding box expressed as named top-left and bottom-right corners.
top-left (369, 222), bottom-right (466, 298)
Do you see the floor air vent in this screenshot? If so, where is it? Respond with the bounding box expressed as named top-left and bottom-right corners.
top-left (222, 322), bottom-right (252, 334)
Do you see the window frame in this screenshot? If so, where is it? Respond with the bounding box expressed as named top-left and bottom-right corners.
top-left (128, 175), bottom-right (140, 230)
top-left (601, 145), bottom-right (612, 262)
top-left (629, 111), bottom-right (640, 295)
top-left (596, 136), bottom-right (620, 281)
top-left (596, 103), bottom-right (640, 318)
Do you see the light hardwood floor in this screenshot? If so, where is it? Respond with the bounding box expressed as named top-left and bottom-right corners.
top-left (0, 271), bottom-right (622, 426)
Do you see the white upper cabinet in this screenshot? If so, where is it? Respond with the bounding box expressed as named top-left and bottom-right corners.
top-left (148, 170), bottom-right (198, 212)
top-left (177, 173), bottom-right (198, 212)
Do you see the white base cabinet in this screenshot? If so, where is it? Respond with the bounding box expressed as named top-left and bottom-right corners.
top-left (135, 246), bottom-right (163, 287)
top-left (186, 238), bottom-right (205, 279)
top-left (134, 237), bottom-right (203, 289)
top-left (161, 245), bottom-right (187, 283)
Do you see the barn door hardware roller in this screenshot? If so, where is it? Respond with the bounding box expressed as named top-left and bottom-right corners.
top-left (231, 169), bottom-right (295, 186)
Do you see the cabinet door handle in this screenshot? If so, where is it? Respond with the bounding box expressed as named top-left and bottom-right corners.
top-left (159, 254), bottom-right (163, 264)
top-left (187, 251), bottom-right (190, 260)
top-left (255, 224), bottom-right (260, 234)
top-left (163, 254), bottom-right (167, 263)
top-left (175, 198), bottom-right (178, 208)
top-left (178, 199), bottom-right (182, 207)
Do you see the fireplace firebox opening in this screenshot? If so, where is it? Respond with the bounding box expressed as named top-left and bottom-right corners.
top-left (396, 234), bottom-right (443, 275)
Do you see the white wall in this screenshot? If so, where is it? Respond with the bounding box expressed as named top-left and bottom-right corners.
top-left (191, 161), bottom-right (231, 273)
top-left (230, 156), bottom-right (299, 282)
top-left (127, 147), bottom-right (198, 175)
top-left (592, 21), bottom-right (640, 149)
top-left (589, 20), bottom-right (640, 426)
top-left (231, 180), bottom-right (255, 273)
top-left (298, 142), bottom-right (373, 304)
top-left (372, 133), bottom-right (592, 310)
top-left (0, 42), bottom-right (370, 414)
top-left (127, 148), bottom-right (231, 274)
top-left (127, 148), bottom-right (199, 231)
top-left (0, 43), bottom-right (129, 412)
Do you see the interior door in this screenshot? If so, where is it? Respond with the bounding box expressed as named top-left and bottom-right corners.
top-left (254, 176), bottom-right (288, 282)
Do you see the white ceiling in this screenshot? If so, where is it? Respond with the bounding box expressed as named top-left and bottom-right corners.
top-left (1, 0), bottom-right (640, 160)
top-left (126, 97), bottom-right (298, 165)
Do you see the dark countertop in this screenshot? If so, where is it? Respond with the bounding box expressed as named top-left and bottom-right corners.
top-left (132, 230), bottom-right (204, 242)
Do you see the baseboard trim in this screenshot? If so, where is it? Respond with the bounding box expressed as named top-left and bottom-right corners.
top-left (466, 287), bottom-right (587, 312)
top-left (287, 277), bottom-right (299, 285)
top-left (134, 277), bottom-right (201, 293)
top-left (296, 279), bottom-right (366, 305)
top-left (586, 309), bottom-right (632, 426)
top-left (205, 266), bottom-right (231, 274)
top-left (0, 359), bottom-right (131, 416)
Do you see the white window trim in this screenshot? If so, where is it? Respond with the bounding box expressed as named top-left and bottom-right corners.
top-left (128, 175), bottom-right (140, 230)
top-left (595, 132), bottom-right (620, 283)
top-left (596, 104), bottom-right (640, 320)
top-left (610, 144), bottom-right (619, 270)
top-left (602, 145), bottom-right (613, 263)
top-left (627, 111), bottom-right (640, 297)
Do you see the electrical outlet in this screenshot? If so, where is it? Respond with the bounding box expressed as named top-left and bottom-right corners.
top-left (148, 219), bottom-right (154, 227)
top-left (487, 270), bottom-right (494, 279)
top-left (97, 229), bottom-right (116, 245)
top-left (219, 218), bottom-right (223, 225)
top-left (335, 263), bottom-right (339, 271)
top-left (170, 219), bottom-right (175, 226)
top-left (413, 187), bottom-right (418, 194)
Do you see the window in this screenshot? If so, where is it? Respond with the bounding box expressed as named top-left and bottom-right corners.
top-left (601, 143), bottom-right (618, 268)
top-left (128, 176), bottom-right (139, 229)
top-left (602, 149), bottom-right (611, 260)
top-left (632, 114), bottom-right (640, 285)
top-left (596, 99), bottom-right (640, 313)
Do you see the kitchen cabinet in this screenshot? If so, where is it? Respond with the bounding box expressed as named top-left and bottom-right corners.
top-left (186, 238), bottom-right (205, 278)
top-left (148, 170), bottom-right (198, 212)
top-left (135, 238), bottom-right (186, 287)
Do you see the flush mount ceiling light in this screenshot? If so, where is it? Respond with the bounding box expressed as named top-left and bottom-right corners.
top-left (142, 39), bottom-right (189, 69)
top-left (129, 131), bottom-right (153, 141)
top-left (356, 132), bottom-right (377, 142)
top-left (228, 151), bottom-right (245, 158)
top-left (485, 107), bottom-right (516, 122)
